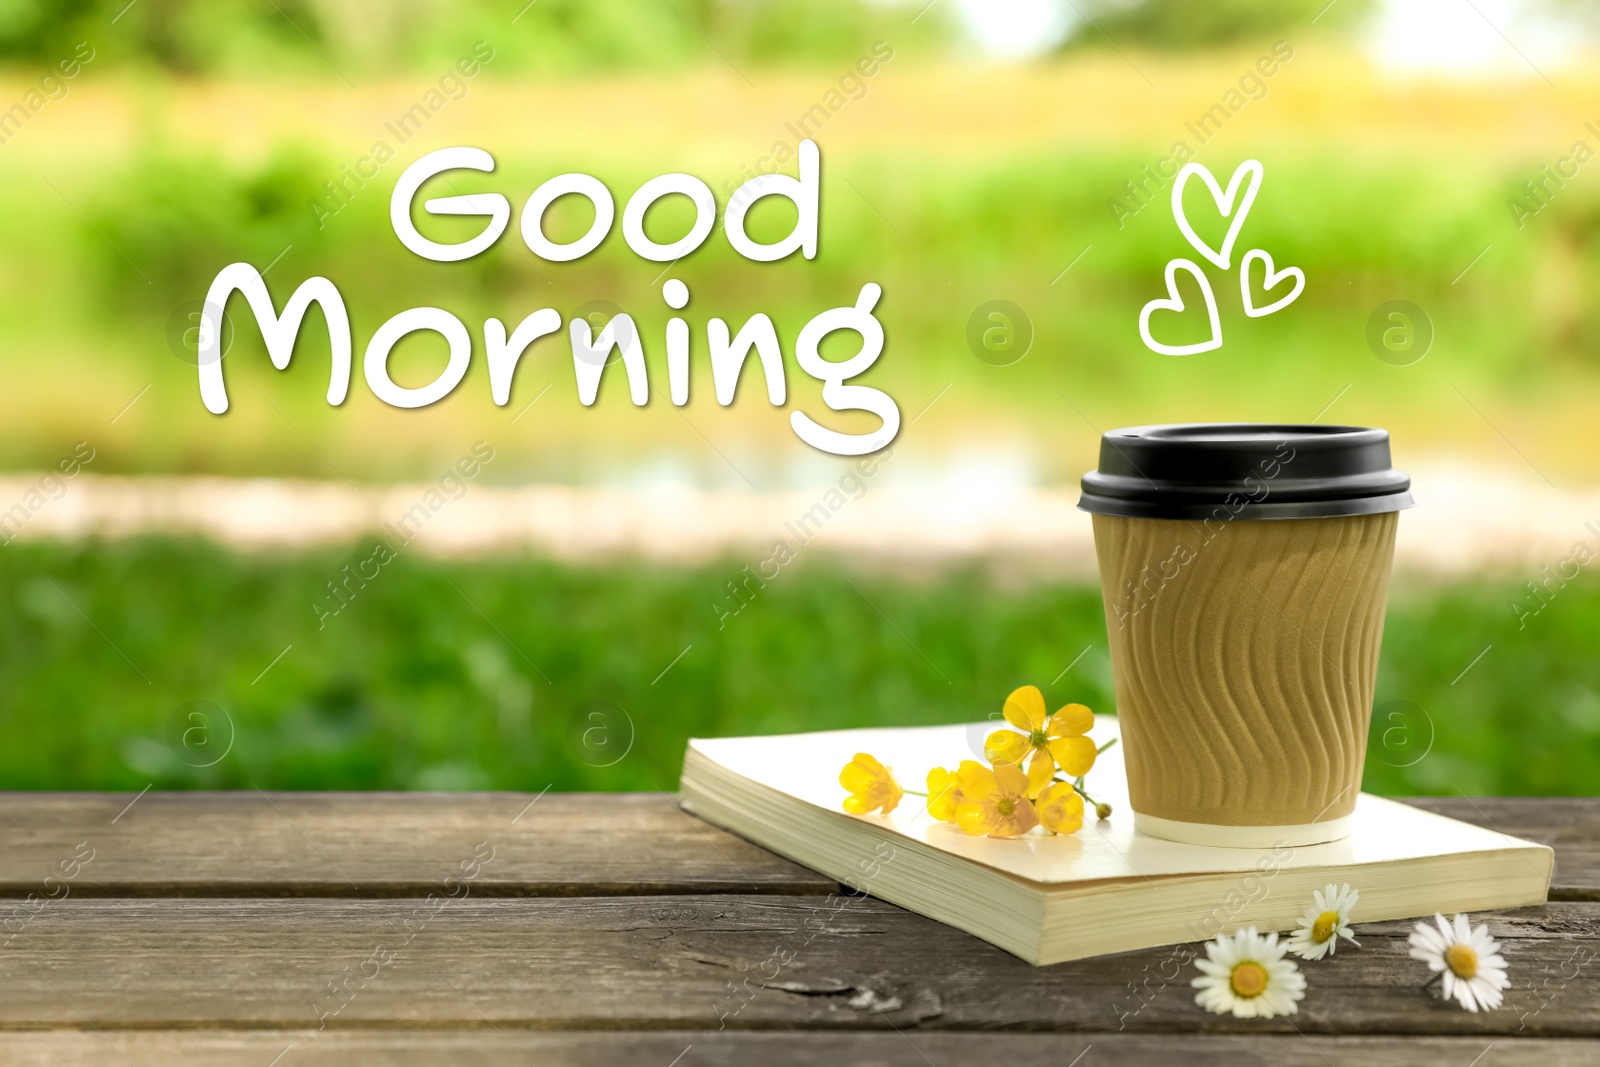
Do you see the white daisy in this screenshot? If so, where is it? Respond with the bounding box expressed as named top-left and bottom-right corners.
top-left (1287, 882), bottom-right (1361, 960)
top-left (1408, 912), bottom-right (1510, 1012)
top-left (1192, 927), bottom-right (1307, 1018)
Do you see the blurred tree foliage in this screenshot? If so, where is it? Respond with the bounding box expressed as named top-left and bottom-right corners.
top-left (85, 148), bottom-right (331, 305)
top-left (1064, 0), bottom-right (1376, 49)
top-left (0, 0), bottom-right (1384, 74)
top-left (0, 0), bottom-right (949, 75)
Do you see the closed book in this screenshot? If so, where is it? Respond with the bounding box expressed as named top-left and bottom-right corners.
top-left (679, 719), bottom-right (1553, 964)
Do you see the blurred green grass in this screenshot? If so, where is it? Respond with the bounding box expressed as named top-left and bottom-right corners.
top-left (3, 536), bottom-right (1594, 795)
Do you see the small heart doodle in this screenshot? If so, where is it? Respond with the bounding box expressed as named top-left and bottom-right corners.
top-left (1139, 259), bottom-right (1222, 357)
top-left (1240, 249), bottom-right (1305, 318)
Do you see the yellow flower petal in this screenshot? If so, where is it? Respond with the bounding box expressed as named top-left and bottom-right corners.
top-left (839, 753), bottom-right (901, 816)
top-left (1047, 734), bottom-right (1099, 778)
top-left (839, 759), bottom-right (880, 795)
top-left (984, 728), bottom-right (1028, 767)
top-left (855, 752), bottom-right (890, 777)
top-left (926, 767), bottom-right (963, 822)
top-left (842, 794), bottom-right (873, 815)
top-left (955, 760), bottom-right (994, 796)
top-left (1002, 685), bottom-right (1047, 732)
top-left (1024, 749), bottom-right (1055, 799)
top-left (1037, 782), bottom-right (1085, 835)
top-left (955, 801), bottom-right (992, 836)
top-left (1047, 702), bottom-right (1094, 738)
top-left (992, 762), bottom-right (1030, 799)
top-left (989, 800), bottom-right (1039, 838)
top-left (879, 777), bottom-right (904, 816)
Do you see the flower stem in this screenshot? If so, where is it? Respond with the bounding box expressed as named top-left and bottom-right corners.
top-left (1064, 776), bottom-right (1113, 820)
top-left (903, 788), bottom-right (929, 797)
top-left (1044, 736), bottom-right (1119, 820)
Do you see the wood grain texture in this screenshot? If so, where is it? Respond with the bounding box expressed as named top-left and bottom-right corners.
top-left (0, 792), bottom-right (834, 897)
top-left (1, 896), bottom-right (1594, 1034)
top-left (1, 1031), bottom-right (1593, 1067)
top-left (0, 794), bottom-right (1592, 896)
top-left (0, 793), bottom-right (1596, 1053)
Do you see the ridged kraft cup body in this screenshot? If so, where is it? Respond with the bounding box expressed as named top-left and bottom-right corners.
top-left (1079, 423), bottom-right (1412, 844)
top-left (1092, 511), bottom-right (1398, 828)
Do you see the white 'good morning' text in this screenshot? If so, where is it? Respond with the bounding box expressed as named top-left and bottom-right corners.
top-left (195, 140), bottom-right (898, 457)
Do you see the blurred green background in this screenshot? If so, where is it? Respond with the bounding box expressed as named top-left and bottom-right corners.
top-left (1, 0), bottom-right (1597, 795)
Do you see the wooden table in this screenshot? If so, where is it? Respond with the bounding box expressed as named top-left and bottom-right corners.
top-left (1, 793), bottom-right (1595, 1065)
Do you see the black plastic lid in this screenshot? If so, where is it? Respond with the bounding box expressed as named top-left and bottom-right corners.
top-left (1078, 423), bottom-right (1414, 520)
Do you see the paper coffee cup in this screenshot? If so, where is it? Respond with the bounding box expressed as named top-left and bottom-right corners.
top-left (1078, 424), bottom-right (1413, 848)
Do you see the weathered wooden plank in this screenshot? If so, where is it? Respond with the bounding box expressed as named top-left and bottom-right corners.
top-left (0, 792), bottom-right (833, 897)
top-left (1, 793), bottom-right (1592, 897)
top-left (1404, 798), bottom-right (1600, 901)
top-left (0, 1031), bottom-right (1592, 1067)
top-left (1, 898), bottom-right (1594, 1035)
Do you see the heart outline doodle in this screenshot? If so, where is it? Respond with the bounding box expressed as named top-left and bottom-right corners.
top-left (1138, 258), bottom-right (1221, 357)
top-left (1171, 159), bottom-right (1263, 270)
top-left (1239, 248), bottom-right (1304, 318)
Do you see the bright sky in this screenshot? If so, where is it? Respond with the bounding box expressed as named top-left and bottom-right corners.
top-left (951, 0), bottom-right (1073, 58)
top-left (1365, 0), bottom-right (1580, 73)
top-left (950, 0), bottom-right (1588, 73)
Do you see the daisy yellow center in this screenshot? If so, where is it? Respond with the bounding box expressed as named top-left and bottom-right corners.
top-left (995, 796), bottom-right (1017, 817)
top-left (1311, 910), bottom-right (1340, 943)
top-left (1445, 943), bottom-right (1479, 979)
top-left (1229, 961), bottom-right (1269, 999)
top-left (1029, 729), bottom-right (1049, 748)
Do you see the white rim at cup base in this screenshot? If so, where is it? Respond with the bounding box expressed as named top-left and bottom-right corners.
top-left (1133, 811), bottom-right (1356, 849)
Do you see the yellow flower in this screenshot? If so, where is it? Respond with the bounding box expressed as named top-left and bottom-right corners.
top-left (954, 762), bottom-right (1039, 838)
top-left (926, 759), bottom-right (987, 822)
top-left (984, 685), bottom-right (1098, 798)
top-left (1036, 781), bottom-right (1085, 835)
top-left (926, 766), bottom-right (959, 822)
top-left (839, 753), bottom-right (903, 816)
